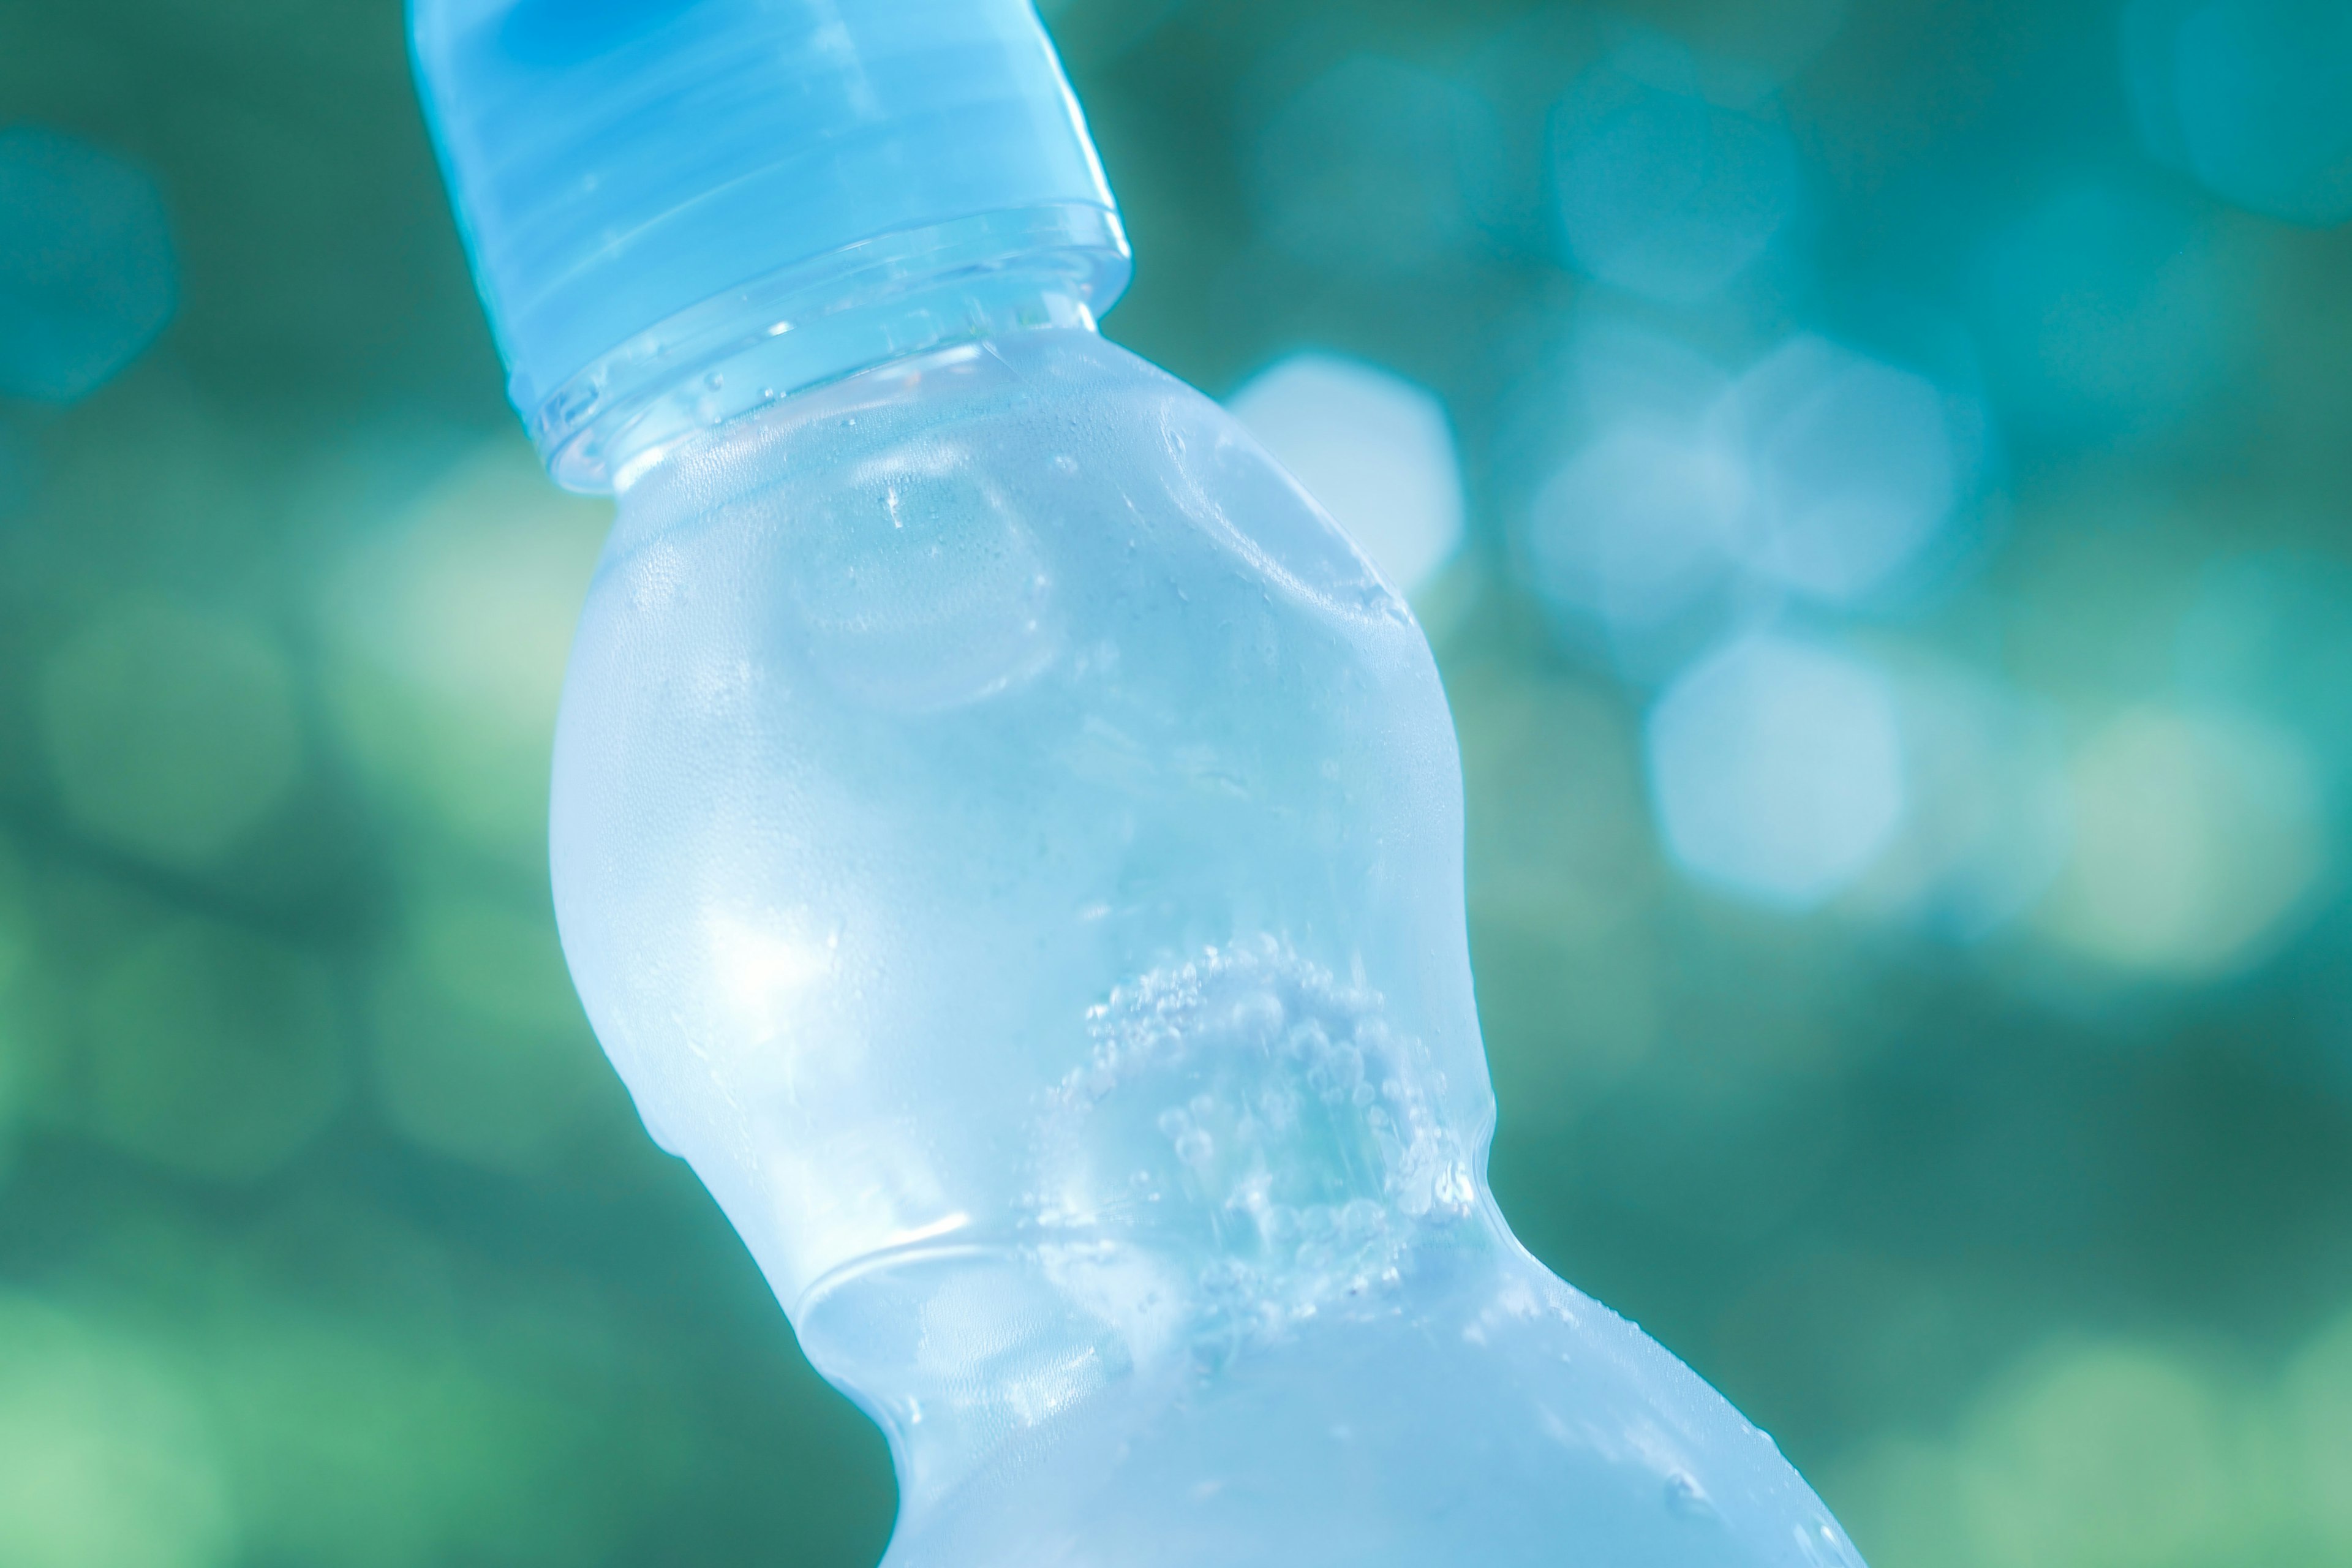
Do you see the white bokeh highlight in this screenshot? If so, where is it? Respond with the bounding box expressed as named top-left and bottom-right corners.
top-left (1227, 353), bottom-right (1466, 597)
top-left (1517, 319), bottom-right (1972, 676)
top-left (1526, 421), bottom-right (1747, 634)
top-left (1729, 334), bottom-right (1961, 603)
top-left (1644, 633), bottom-right (1905, 910)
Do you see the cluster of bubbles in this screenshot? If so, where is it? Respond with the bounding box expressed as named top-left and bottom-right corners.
top-left (1035, 935), bottom-right (1475, 1350)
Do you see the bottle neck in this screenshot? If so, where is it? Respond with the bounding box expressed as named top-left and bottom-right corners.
top-left (793, 1211), bottom-right (1512, 1513)
top-left (532, 203), bottom-right (1129, 494)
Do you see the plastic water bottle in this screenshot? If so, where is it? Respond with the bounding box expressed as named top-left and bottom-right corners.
top-left (412, 3), bottom-right (1867, 1562)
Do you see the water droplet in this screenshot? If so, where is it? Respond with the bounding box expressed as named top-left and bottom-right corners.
top-left (1665, 1472), bottom-right (1714, 1519)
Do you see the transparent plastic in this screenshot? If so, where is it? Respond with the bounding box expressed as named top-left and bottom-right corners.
top-left (549, 321), bottom-right (1866, 1566)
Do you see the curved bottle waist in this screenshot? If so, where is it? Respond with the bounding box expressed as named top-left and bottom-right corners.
top-left (790, 1202), bottom-right (1504, 1512)
top-left (797, 1223), bottom-right (1861, 1568)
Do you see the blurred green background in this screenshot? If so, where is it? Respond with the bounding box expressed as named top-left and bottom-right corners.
top-left (4, 0), bottom-right (2352, 1564)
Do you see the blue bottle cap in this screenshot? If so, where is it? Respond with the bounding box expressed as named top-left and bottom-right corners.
top-left (412, 0), bottom-right (1129, 483)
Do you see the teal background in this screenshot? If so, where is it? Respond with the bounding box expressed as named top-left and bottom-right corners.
top-left (4, 1), bottom-right (2352, 1566)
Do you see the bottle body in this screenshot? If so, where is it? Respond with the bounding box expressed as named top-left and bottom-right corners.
top-left (551, 327), bottom-right (1861, 1564)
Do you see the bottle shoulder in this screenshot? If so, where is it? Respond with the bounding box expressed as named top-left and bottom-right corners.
top-left (609, 330), bottom-right (1172, 524)
top-left (600, 329), bottom-right (1405, 631)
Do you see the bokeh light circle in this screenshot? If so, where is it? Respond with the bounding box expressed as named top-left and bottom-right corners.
top-left (369, 894), bottom-right (614, 1173)
top-left (1730, 334), bottom-right (1963, 603)
top-left (2125, 0), bottom-right (2352, 227)
top-left (1547, 36), bottom-right (1801, 303)
top-left (1967, 184), bottom-right (2233, 437)
top-left (317, 440), bottom-right (608, 868)
top-left (1644, 633), bottom-right (1905, 910)
top-left (39, 595), bottom-right (306, 872)
top-left (1248, 56), bottom-right (1503, 275)
top-left (2038, 706), bottom-right (2327, 976)
top-left (0, 126), bottom-right (177, 404)
top-left (82, 915), bottom-right (346, 1182)
top-left (1226, 352), bottom-right (1465, 598)
top-left (0, 1295), bottom-right (238, 1568)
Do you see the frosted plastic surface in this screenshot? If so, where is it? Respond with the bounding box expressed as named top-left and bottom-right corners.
top-left (550, 328), bottom-right (1865, 1565)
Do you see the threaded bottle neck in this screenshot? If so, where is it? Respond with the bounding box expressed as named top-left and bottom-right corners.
top-left (537, 203), bottom-right (1128, 493)
top-left (412, 0), bottom-right (1128, 451)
